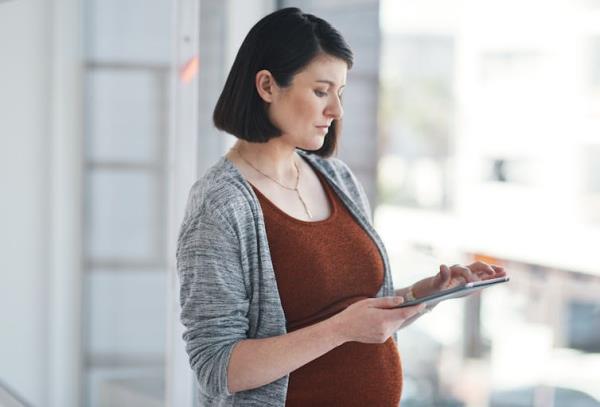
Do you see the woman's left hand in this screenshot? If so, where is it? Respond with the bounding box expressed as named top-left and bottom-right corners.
top-left (412, 261), bottom-right (507, 299)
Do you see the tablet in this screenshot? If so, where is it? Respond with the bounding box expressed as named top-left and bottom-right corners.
top-left (393, 276), bottom-right (510, 308)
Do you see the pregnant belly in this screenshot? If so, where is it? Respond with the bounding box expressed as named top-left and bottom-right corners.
top-left (285, 337), bottom-right (403, 407)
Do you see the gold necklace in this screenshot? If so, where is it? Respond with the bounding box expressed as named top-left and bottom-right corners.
top-left (232, 147), bottom-right (313, 220)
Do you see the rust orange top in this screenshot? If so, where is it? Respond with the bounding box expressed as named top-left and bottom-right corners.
top-left (251, 160), bottom-right (402, 406)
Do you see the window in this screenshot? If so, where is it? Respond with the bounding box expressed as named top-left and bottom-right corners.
top-left (379, 35), bottom-right (455, 210)
top-left (82, 1), bottom-right (172, 405)
top-left (567, 301), bottom-right (600, 353)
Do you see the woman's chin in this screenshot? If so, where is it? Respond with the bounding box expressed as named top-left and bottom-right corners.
top-left (297, 147), bottom-right (319, 152)
top-left (301, 138), bottom-right (325, 151)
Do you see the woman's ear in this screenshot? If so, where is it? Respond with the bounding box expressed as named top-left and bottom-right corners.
top-left (255, 70), bottom-right (277, 103)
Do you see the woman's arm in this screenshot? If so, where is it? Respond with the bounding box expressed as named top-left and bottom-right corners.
top-left (227, 296), bottom-right (425, 393)
top-left (227, 315), bottom-right (343, 393)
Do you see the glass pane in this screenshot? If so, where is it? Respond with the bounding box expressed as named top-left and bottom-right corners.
top-left (379, 34), bottom-right (455, 210)
top-left (84, 0), bottom-right (172, 64)
top-left (85, 270), bottom-right (166, 355)
top-left (583, 145), bottom-right (600, 194)
top-left (590, 36), bottom-right (600, 89)
top-left (588, 36), bottom-right (600, 116)
top-left (86, 170), bottom-right (158, 260)
top-left (86, 70), bottom-right (160, 163)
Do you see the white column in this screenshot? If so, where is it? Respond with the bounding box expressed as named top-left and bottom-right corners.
top-left (165, 0), bottom-right (200, 405)
top-left (48, 0), bottom-right (84, 406)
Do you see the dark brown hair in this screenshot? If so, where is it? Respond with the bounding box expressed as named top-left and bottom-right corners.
top-left (213, 7), bottom-right (353, 158)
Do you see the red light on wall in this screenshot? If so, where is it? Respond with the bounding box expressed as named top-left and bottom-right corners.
top-left (472, 253), bottom-right (503, 266)
top-left (180, 56), bottom-right (199, 84)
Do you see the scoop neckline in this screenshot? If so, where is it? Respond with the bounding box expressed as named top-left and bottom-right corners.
top-left (222, 153), bottom-right (338, 225)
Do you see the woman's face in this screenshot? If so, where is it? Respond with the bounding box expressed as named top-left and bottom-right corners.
top-left (266, 54), bottom-right (347, 151)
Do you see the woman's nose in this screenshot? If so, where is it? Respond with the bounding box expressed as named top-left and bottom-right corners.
top-left (326, 94), bottom-right (343, 120)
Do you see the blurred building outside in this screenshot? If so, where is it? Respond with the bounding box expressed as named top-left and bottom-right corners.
top-left (377, 0), bottom-right (600, 406)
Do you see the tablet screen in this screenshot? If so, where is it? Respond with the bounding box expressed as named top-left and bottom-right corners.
top-left (393, 276), bottom-right (510, 308)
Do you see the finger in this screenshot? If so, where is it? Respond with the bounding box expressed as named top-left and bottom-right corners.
top-left (439, 264), bottom-right (451, 285)
top-left (451, 265), bottom-right (477, 283)
top-left (482, 268), bottom-right (506, 280)
top-left (482, 264), bottom-right (504, 278)
top-left (491, 265), bottom-right (506, 276)
top-left (471, 261), bottom-right (495, 276)
top-left (370, 296), bottom-right (404, 309)
top-left (476, 266), bottom-right (495, 279)
top-left (464, 267), bottom-right (480, 282)
top-left (386, 303), bottom-right (427, 320)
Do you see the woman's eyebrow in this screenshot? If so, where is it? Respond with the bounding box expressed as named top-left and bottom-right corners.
top-left (315, 79), bottom-right (346, 88)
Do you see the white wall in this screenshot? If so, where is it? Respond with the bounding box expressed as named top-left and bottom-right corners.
top-left (0, 0), bottom-right (52, 405)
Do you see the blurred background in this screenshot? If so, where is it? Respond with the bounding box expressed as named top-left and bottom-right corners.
top-left (1, 0), bottom-right (599, 406)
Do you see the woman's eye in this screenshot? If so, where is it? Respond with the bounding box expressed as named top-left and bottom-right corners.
top-left (314, 90), bottom-right (327, 97)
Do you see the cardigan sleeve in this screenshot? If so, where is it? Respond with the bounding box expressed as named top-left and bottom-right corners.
top-left (176, 206), bottom-right (249, 398)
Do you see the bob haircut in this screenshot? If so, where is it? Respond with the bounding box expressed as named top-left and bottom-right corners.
top-left (213, 7), bottom-right (353, 158)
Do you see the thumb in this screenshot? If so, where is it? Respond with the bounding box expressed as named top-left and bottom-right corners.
top-left (370, 296), bottom-right (404, 309)
top-left (439, 264), bottom-right (450, 285)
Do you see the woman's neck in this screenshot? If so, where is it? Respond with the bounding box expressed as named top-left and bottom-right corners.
top-left (230, 140), bottom-right (301, 183)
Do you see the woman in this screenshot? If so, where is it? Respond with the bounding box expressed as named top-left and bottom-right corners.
top-left (176, 7), bottom-right (506, 407)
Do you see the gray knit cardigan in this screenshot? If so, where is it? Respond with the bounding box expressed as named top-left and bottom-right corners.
top-left (176, 149), bottom-right (396, 406)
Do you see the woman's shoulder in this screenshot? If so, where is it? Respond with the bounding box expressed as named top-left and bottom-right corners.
top-left (182, 157), bottom-right (257, 226)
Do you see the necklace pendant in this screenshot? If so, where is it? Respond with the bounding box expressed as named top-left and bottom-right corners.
top-left (305, 206), bottom-right (313, 219)
top-left (297, 191), bottom-right (313, 219)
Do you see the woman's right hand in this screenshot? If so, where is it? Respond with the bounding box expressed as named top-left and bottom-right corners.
top-left (330, 296), bottom-right (426, 344)
top-left (226, 296), bottom-right (423, 393)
